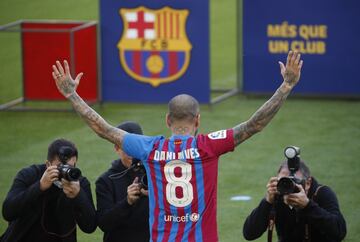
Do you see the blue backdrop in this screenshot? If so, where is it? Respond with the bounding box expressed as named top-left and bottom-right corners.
top-left (100, 0), bottom-right (210, 103)
top-left (243, 0), bottom-right (360, 97)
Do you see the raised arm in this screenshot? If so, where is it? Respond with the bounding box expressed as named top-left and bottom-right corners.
top-left (52, 60), bottom-right (126, 147)
top-left (233, 51), bottom-right (303, 146)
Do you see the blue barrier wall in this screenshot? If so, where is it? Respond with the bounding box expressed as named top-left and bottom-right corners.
top-left (243, 0), bottom-right (360, 97)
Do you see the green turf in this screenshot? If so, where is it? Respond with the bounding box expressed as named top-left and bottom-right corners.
top-left (1, 1), bottom-right (359, 242)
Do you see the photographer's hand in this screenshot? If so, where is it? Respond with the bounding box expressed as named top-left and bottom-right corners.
top-left (266, 177), bottom-right (278, 204)
top-left (40, 165), bottom-right (59, 191)
top-left (127, 177), bottom-right (142, 205)
top-left (283, 184), bottom-right (309, 209)
top-left (140, 188), bottom-right (149, 197)
top-left (62, 179), bottom-right (80, 199)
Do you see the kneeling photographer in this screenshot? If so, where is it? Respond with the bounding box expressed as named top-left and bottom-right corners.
top-left (96, 121), bottom-right (149, 242)
top-left (1, 139), bottom-right (96, 242)
top-left (243, 146), bottom-right (347, 242)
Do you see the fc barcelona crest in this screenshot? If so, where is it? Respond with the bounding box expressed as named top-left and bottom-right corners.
top-left (118, 6), bottom-right (192, 87)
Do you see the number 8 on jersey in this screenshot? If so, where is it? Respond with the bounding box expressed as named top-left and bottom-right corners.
top-left (164, 160), bottom-right (194, 207)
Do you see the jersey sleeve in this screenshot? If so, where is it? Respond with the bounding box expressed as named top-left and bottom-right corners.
top-left (198, 129), bottom-right (235, 157)
top-left (122, 133), bottom-right (162, 161)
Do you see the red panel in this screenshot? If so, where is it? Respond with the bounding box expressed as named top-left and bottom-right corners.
top-left (74, 25), bottom-right (98, 101)
top-left (22, 22), bottom-right (98, 101)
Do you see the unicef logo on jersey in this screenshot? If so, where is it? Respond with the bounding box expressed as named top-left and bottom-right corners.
top-left (208, 130), bottom-right (227, 140)
top-left (164, 212), bottom-right (200, 223)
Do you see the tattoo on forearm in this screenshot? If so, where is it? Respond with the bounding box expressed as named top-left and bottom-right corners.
top-left (68, 93), bottom-right (124, 146)
top-left (233, 86), bottom-right (290, 146)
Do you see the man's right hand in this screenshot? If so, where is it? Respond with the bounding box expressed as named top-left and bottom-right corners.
top-left (40, 165), bottom-right (59, 191)
top-left (265, 177), bottom-right (279, 204)
top-left (127, 177), bottom-right (142, 205)
top-left (52, 60), bottom-right (83, 98)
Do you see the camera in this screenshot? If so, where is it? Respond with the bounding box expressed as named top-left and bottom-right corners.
top-left (277, 146), bottom-right (305, 195)
top-left (58, 164), bottom-right (81, 181)
top-left (57, 146), bottom-right (81, 181)
top-left (108, 158), bottom-right (148, 190)
top-left (131, 158), bottom-right (148, 190)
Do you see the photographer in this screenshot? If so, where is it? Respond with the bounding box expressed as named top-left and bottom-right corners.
top-left (242, 147), bottom-right (347, 242)
top-left (96, 121), bottom-right (149, 242)
top-left (1, 139), bottom-right (96, 242)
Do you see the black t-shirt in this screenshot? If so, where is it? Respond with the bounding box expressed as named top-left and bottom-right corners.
top-left (18, 216), bottom-right (60, 242)
top-left (19, 186), bottom-right (76, 242)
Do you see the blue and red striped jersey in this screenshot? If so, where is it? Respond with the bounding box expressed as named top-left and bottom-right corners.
top-left (123, 129), bottom-right (234, 242)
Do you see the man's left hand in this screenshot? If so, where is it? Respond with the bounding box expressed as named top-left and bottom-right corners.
top-left (62, 179), bottom-right (80, 199)
top-left (278, 51), bottom-right (303, 88)
top-left (283, 184), bottom-right (309, 209)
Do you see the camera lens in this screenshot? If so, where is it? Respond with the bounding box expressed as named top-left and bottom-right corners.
top-left (58, 164), bottom-right (81, 181)
top-left (67, 167), bottom-right (81, 181)
top-left (277, 177), bottom-right (296, 195)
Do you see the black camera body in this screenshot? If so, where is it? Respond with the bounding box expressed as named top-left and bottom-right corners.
top-left (277, 146), bottom-right (304, 195)
top-left (57, 146), bottom-right (81, 181)
top-left (131, 158), bottom-right (148, 190)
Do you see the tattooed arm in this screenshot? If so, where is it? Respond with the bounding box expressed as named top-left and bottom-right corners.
top-left (233, 51), bottom-right (303, 146)
top-left (52, 60), bottom-right (126, 147)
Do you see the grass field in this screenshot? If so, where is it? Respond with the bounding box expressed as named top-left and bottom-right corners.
top-left (0, 1), bottom-right (359, 242)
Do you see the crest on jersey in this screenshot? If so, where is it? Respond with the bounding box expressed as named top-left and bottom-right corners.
top-left (118, 6), bottom-right (192, 87)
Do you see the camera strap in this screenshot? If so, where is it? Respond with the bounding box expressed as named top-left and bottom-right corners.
top-left (108, 163), bottom-right (137, 180)
top-left (41, 196), bottom-right (76, 238)
top-left (267, 204), bottom-right (276, 242)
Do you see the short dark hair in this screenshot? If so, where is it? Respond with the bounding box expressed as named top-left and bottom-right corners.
top-left (47, 138), bottom-right (78, 162)
top-left (168, 94), bottom-right (200, 122)
top-left (117, 121), bottom-right (143, 135)
top-left (278, 159), bottom-right (311, 179)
